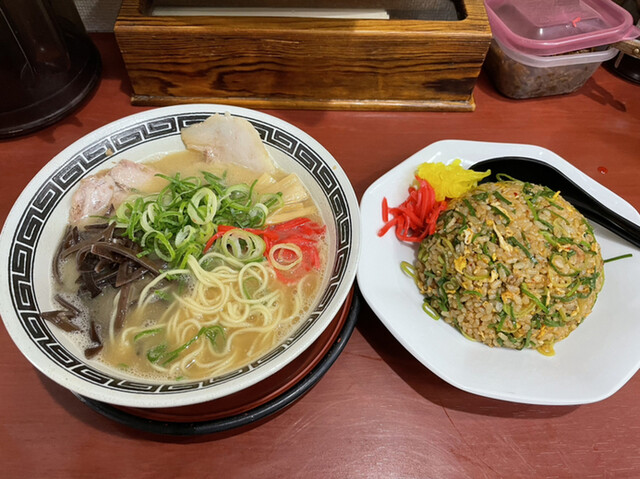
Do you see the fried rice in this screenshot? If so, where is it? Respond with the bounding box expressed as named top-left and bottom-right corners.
top-left (414, 179), bottom-right (604, 355)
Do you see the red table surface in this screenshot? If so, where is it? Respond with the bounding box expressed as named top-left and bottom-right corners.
top-left (1, 34), bottom-right (639, 478)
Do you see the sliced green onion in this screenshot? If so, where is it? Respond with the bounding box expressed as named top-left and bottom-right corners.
top-left (153, 234), bottom-right (175, 262)
top-left (147, 343), bottom-right (167, 363)
top-left (490, 205), bottom-right (511, 225)
top-left (549, 253), bottom-right (580, 277)
top-left (462, 272), bottom-right (490, 281)
top-left (462, 289), bottom-right (483, 297)
top-left (604, 253), bottom-right (633, 263)
top-left (520, 283), bottom-right (549, 314)
top-left (219, 230), bottom-right (266, 264)
top-left (204, 325), bottom-right (225, 349)
top-left (187, 187), bottom-right (218, 225)
top-left (156, 325), bottom-right (226, 366)
top-left (507, 236), bottom-right (535, 263)
top-left (175, 225), bottom-right (196, 247)
top-left (493, 190), bottom-right (512, 205)
top-left (422, 301), bottom-right (439, 320)
top-left (541, 230), bottom-right (560, 247)
top-left (400, 261), bottom-right (416, 279)
top-left (160, 331), bottom-right (203, 366)
top-left (134, 327), bottom-right (164, 342)
top-left (543, 316), bottom-right (565, 327)
top-left (462, 198), bottom-right (476, 217)
top-left (260, 192), bottom-right (284, 211)
top-left (495, 174), bottom-right (519, 182)
top-left (154, 289), bottom-right (171, 301)
top-left (110, 170), bottom-right (283, 270)
top-left (496, 263), bottom-right (511, 276)
top-left (489, 310), bottom-right (507, 332)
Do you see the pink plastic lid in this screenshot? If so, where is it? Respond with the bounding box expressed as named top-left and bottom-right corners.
top-left (485, 0), bottom-right (640, 56)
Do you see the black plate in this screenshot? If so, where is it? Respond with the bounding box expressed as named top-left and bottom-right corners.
top-left (75, 291), bottom-right (360, 436)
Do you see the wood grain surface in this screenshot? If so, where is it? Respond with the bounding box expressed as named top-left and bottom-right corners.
top-left (0, 33), bottom-right (639, 479)
top-left (114, 0), bottom-right (491, 110)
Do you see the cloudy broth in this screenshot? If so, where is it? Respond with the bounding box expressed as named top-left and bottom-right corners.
top-left (54, 150), bottom-right (327, 381)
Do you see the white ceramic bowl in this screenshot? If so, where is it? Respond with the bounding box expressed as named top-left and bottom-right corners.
top-left (0, 105), bottom-right (360, 408)
top-left (358, 140), bottom-right (640, 405)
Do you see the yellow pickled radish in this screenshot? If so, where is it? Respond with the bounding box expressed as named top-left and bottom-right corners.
top-left (416, 159), bottom-right (491, 201)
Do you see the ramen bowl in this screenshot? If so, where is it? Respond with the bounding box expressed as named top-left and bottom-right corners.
top-left (0, 104), bottom-right (360, 408)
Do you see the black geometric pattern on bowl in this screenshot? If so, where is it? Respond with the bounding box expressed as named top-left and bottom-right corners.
top-left (7, 112), bottom-right (354, 395)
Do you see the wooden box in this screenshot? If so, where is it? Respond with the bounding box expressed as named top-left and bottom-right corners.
top-left (115, 0), bottom-right (492, 111)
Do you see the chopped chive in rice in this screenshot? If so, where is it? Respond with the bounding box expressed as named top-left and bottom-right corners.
top-left (414, 180), bottom-right (604, 356)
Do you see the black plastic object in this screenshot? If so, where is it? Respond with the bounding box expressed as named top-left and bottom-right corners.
top-left (0, 0), bottom-right (101, 138)
top-left (470, 156), bottom-right (640, 249)
top-left (605, 52), bottom-right (640, 85)
top-left (605, 3), bottom-right (640, 85)
top-left (75, 292), bottom-right (360, 436)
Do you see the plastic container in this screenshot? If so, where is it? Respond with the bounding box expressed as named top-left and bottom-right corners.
top-left (484, 37), bottom-right (618, 99)
top-left (484, 0), bottom-right (640, 56)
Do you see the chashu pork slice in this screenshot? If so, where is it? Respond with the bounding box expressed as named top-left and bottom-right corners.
top-left (109, 159), bottom-right (166, 205)
top-left (69, 175), bottom-right (117, 225)
top-left (109, 159), bottom-right (161, 192)
top-left (69, 160), bottom-right (164, 225)
top-left (181, 113), bottom-right (276, 174)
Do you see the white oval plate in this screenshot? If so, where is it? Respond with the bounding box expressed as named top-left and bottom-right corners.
top-left (0, 104), bottom-right (360, 408)
top-left (358, 140), bottom-right (640, 405)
